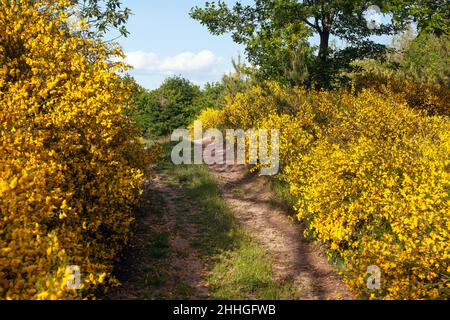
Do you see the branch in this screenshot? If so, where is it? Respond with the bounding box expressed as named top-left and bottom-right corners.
top-left (314, 16), bottom-right (322, 33)
top-left (302, 18), bottom-right (317, 30)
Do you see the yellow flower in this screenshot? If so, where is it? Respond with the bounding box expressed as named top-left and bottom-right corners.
top-left (212, 82), bottom-right (450, 299)
top-left (0, 0), bottom-right (149, 300)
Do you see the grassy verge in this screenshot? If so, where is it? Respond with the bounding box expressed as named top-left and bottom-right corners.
top-left (155, 142), bottom-right (298, 300)
top-left (268, 178), bottom-right (297, 216)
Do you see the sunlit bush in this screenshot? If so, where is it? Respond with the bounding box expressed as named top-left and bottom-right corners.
top-left (0, 0), bottom-right (147, 299)
top-left (189, 108), bottom-right (225, 131)
top-left (350, 59), bottom-right (449, 117)
top-left (216, 82), bottom-right (450, 299)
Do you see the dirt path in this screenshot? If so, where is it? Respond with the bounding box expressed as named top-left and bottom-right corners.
top-left (207, 146), bottom-right (353, 300)
top-left (107, 177), bottom-right (209, 300)
top-left (108, 142), bottom-right (352, 300)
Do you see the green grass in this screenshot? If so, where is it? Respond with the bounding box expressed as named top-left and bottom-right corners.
top-left (208, 243), bottom-right (298, 299)
top-left (136, 191), bottom-right (172, 298)
top-left (139, 137), bottom-right (155, 147)
top-left (156, 142), bottom-right (299, 300)
top-left (145, 231), bottom-right (170, 259)
top-left (268, 177), bottom-right (297, 215)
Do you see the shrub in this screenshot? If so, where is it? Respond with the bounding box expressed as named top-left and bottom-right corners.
top-left (351, 66), bottom-right (450, 117)
top-left (131, 77), bottom-right (203, 137)
top-left (217, 82), bottom-right (450, 299)
top-left (348, 33), bottom-right (450, 117)
top-left (0, 0), bottom-right (147, 299)
top-left (189, 108), bottom-right (225, 131)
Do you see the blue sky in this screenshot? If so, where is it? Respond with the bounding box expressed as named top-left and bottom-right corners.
top-left (106, 1), bottom-right (251, 89)
top-left (109, 1), bottom-right (392, 90)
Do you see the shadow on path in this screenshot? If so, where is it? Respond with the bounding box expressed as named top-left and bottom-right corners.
top-left (207, 145), bottom-right (353, 300)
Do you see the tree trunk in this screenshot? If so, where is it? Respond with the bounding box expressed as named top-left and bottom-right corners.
top-left (316, 30), bottom-right (330, 88)
top-left (318, 30), bottom-right (330, 63)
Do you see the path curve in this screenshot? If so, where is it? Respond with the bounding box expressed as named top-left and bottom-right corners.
top-left (207, 144), bottom-right (353, 300)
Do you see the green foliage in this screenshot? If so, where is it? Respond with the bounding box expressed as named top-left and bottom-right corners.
top-left (402, 33), bottom-right (450, 83)
top-left (345, 30), bottom-right (449, 117)
top-left (130, 76), bottom-right (203, 137)
top-left (349, 30), bottom-right (450, 85)
top-left (72, 0), bottom-right (132, 37)
top-left (221, 55), bottom-right (255, 97)
top-left (194, 82), bottom-right (227, 110)
top-left (121, 74), bottom-right (144, 102)
top-left (127, 55), bottom-right (263, 137)
top-left (190, 0), bottom-right (398, 88)
top-left (387, 0), bottom-right (450, 35)
top-left (128, 61), bottom-right (260, 138)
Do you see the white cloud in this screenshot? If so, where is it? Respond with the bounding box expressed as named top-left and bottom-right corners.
top-left (160, 51), bottom-right (216, 72)
top-left (124, 51), bottom-right (159, 71)
top-left (124, 50), bottom-right (220, 74)
top-left (121, 50), bottom-right (237, 89)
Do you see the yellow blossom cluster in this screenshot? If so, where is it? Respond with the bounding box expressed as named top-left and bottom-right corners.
top-left (1, 0), bottom-right (148, 299)
top-left (352, 69), bottom-right (449, 117)
top-left (216, 82), bottom-right (450, 299)
top-left (188, 107), bottom-right (225, 134)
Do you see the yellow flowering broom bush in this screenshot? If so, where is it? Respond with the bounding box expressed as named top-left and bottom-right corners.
top-left (188, 108), bottom-right (225, 137)
top-left (218, 82), bottom-right (450, 299)
top-left (0, 0), bottom-right (147, 299)
top-left (351, 62), bottom-right (449, 117)
top-left (195, 108), bottom-right (225, 130)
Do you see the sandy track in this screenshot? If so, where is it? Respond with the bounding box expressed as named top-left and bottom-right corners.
top-left (207, 146), bottom-right (353, 300)
top-left (107, 178), bottom-right (209, 300)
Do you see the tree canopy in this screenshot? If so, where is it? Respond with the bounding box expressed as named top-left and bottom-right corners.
top-left (131, 77), bottom-right (203, 137)
top-left (191, 0), bottom-right (450, 88)
top-left (190, 0), bottom-right (398, 87)
top-left (387, 0), bottom-right (450, 35)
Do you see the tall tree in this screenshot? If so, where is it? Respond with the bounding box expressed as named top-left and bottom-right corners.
top-left (190, 0), bottom-right (397, 87)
